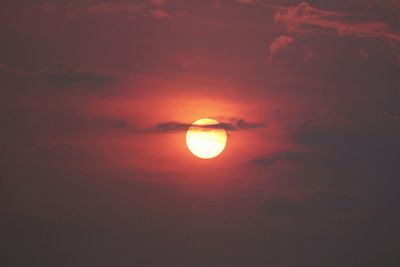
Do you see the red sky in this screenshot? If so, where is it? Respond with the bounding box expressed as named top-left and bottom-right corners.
top-left (1, 1), bottom-right (400, 266)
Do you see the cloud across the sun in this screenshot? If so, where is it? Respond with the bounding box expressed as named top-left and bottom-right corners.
top-left (155, 118), bottom-right (265, 132)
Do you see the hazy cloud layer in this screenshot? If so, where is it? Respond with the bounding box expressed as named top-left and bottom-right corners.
top-left (269, 35), bottom-right (294, 60)
top-left (273, 2), bottom-right (400, 60)
top-left (87, 3), bottom-right (146, 15)
top-left (259, 191), bottom-right (358, 216)
top-left (0, 64), bottom-right (117, 91)
top-left (150, 8), bottom-right (171, 19)
top-left (155, 118), bottom-right (266, 132)
top-left (39, 1), bottom-right (176, 20)
top-left (251, 150), bottom-right (311, 166)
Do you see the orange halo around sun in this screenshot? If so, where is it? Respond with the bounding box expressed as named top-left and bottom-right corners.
top-left (186, 118), bottom-right (227, 159)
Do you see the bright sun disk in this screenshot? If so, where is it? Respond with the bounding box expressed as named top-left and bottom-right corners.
top-left (186, 118), bottom-right (227, 159)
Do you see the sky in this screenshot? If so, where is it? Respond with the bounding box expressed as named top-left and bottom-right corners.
top-left (1, 0), bottom-right (400, 266)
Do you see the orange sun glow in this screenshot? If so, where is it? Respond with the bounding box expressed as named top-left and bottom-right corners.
top-left (186, 118), bottom-right (227, 159)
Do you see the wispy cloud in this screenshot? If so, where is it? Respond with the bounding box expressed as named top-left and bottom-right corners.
top-left (40, 1), bottom-right (58, 13)
top-left (259, 192), bottom-right (356, 216)
top-left (155, 118), bottom-right (265, 133)
top-left (87, 3), bottom-right (146, 15)
top-left (39, 1), bottom-right (180, 21)
top-left (251, 151), bottom-right (311, 166)
top-left (150, 9), bottom-right (171, 20)
top-left (37, 69), bottom-right (116, 88)
top-left (237, 0), bottom-right (256, 5)
top-left (274, 2), bottom-right (400, 42)
top-left (270, 2), bottom-right (400, 62)
top-left (269, 35), bottom-right (294, 60)
top-left (148, 0), bottom-right (166, 6)
top-left (0, 63), bottom-right (25, 76)
top-left (0, 64), bottom-right (117, 91)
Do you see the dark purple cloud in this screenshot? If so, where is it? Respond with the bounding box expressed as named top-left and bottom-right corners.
top-left (155, 118), bottom-right (265, 132)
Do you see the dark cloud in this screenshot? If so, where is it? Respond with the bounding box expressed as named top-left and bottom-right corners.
top-left (149, 9), bottom-right (171, 19)
top-left (34, 143), bottom-right (80, 160)
top-left (292, 112), bottom-right (400, 151)
top-left (149, 0), bottom-right (166, 7)
top-left (38, 69), bottom-right (116, 89)
top-left (251, 151), bottom-right (311, 166)
top-left (0, 63), bottom-right (25, 76)
top-left (273, 2), bottom-right (400, 61)
top-left (280, 112), bottom-right (400, 209)
top-left (237, 0), bottom-right (256, 4)
top-left (40, 2), bottom-right (58, 13)
top-left (259, 191), bottom-right (357, 216)
top-left (274, 2), bottom-right (396, 38)
top-left (155, 118), bottom-right (265, 132)
top-left (86, 3), bottom-right (146, 16)
top-left (113, 120), bottom-right (130, 128)
top-left (235, 119), bottom-right (265, 129)
top-left (0, 65), bottom-right (117, 91)
top-left (39, 1), bottom-right (177, 20)
top-left (269, 35), bottom-right (294, 59)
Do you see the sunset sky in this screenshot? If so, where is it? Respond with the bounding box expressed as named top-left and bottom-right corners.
top-left (1, 1), bottom-right (400, 266)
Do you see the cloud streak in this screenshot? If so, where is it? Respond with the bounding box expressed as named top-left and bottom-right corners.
top-left (259, 191), bottom-right (356, 216)
top-left (0, 64), bottom-right (117, 91)
top-left (155, 118), bottom-right (265, 133)
top-left (87, 3), bottom-right (146, 15)
top-left (269, 35), bottom-right (294, 59)
top-left (150, 9), bottom-right (171, 20)
top-left (251, 150), bottom-right (311, 166)
top-left (37, 69), bottom-right (116, 88)
top-left (274, 2), bottom-right (400, 43)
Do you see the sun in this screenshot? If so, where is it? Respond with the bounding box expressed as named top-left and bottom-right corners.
top-left (186, 118), bottom-right (227, 159)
